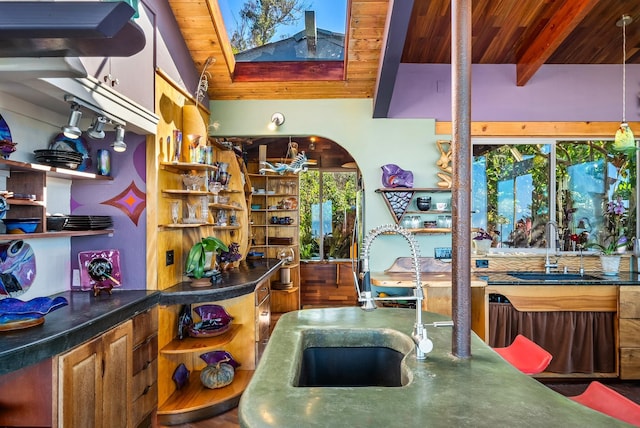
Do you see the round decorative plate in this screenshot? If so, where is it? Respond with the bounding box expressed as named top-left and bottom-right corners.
top-left (0, 240), bottom-right (36, 300)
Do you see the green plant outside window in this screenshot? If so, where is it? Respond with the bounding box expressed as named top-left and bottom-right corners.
top-left (472, 140), bottom-right (636, 251)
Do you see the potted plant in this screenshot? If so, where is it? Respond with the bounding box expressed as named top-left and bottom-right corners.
top-left (472, 228), bottom-right (493, 255)
top-left (185, 236), bottom-right (229, 284)
top-left (218, 242), bottom-right (242, 271)
top-left (585, 196), bottom-right (629, 275)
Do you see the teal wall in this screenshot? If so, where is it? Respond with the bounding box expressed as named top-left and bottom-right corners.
top-left (209, 99), bottom-right (452, 270)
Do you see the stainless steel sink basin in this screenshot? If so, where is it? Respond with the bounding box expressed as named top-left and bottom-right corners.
top-left (508, 272), bottom-right (601, 281)
top-left (294, 328), bottom-right (414, 388)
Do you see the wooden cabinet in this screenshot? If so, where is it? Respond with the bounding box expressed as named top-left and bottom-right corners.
top-left (377, 188), bottom-right (452, 234)
top-left (57, 320), bottom-right (133, 428)
top-left (131, 307), bottom-right (159, 427)
top-left (247, 172), bottom-right (300, 313)
top-left (0, 158), bottom-right (113, 239)
top-left (619, 286), bottom-right (640, 379)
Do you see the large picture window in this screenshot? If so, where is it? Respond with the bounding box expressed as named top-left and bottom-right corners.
top-left (472, 140), bottom-right (636, 251)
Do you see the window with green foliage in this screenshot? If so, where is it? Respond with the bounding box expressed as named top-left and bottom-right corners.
top-left (299, 170), bottom-right (359, 260)
top-left (472, 140), bottom-right (636, 251)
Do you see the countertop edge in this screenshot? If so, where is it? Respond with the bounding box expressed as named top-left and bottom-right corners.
top-left (0, 259), bottom-right (283, 375)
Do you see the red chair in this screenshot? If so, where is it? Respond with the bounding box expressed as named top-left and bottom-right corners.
top-left (492, 334), bottom-right (552, 375)
top-left (569, 381), bottom-right (640, 426)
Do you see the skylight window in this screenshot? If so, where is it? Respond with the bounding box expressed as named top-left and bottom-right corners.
top-left (219, 0), bottom-right (347, 63)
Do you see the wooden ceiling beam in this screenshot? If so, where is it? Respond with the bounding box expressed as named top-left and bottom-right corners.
top-left (435, 121), bottom-right (638, 137)
top-left (515, 0), bottom-right (600, 86)
top-left (373, 0), bottom-right (414, 118)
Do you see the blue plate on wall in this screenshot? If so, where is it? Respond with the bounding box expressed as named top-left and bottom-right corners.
top-left (0, 113), bottom-right (12, 142)
top-left (0, 240), bottom-right (36, 299)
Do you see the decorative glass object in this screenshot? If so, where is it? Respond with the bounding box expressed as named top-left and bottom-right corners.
top-left (381, 164), bottom-right (413, 188)
top-left (182, 173), bottom-right (204, 191)
top-left (200, 196), bottom-right (209, 222)
top-left (170, 201), bottom-right (180, 224)
top-left (200, 350), bottom-right (241, 369)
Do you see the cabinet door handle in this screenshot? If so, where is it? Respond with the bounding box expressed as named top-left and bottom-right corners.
top-left (142, 360), bottom-right (151, 370)
top-left (142, 385), bottom-right (151, 395)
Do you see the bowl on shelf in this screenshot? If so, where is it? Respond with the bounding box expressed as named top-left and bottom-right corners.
top-left (3, 218), bottom-right (41, 234)
top-left (251, 204), bottom-right (261, 210)
top-left (416, 197), bottom-right (431, 211)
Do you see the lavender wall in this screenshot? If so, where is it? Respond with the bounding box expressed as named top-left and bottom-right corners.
top-left (68, 0), bottom-right (202, 291)
top-left (70, 135), bottom-right (147, 290)
top-left (389, 64), bottom-right (640, 122)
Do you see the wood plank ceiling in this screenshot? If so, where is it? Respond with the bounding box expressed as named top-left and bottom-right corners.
top-left (168, 0), bottom-right (640, 104)
top-left (167, 0), bottom-right (388, 100)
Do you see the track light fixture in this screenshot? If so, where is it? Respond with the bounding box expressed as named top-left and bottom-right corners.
top-left (111, 125), bottom-right (127, 152)
top-left (268, 112), bottom-right (285, 130)
top-left (62, 104), bottom-right (82, 139)
top-left (62, 95), bottom-right (128, 150)
top-left (87, 116), bottom-right (107, 139)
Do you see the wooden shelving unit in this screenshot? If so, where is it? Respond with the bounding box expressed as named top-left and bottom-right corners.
top-left (159, 325), bottom-right (242, 354)
top-left (0, 158), bottom-right (114, 181)
top-left (0, 229), bottom-right (114, 240)
top-left (0, 158), bottom-right (114, 238)
top-left (157, 322), bottom-right (251, 424)
top-left (247, 169), bottom-right (300, 313)
top-left (376, 187), bottom-right (451, 224)
top-left (157, 370), bottom-right (253, 423)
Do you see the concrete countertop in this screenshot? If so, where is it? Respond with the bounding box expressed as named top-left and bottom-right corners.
top-left (0, 259), bottom-right (282, 375)
top-left (239, 307), bottom-right (630, 427)
top-left (0, 289), bottom-right (159, 375)
top-left (160, 258), bottom-right (283, 305)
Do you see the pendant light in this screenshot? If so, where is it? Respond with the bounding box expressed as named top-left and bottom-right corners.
top-left (614, 15), bottom-right (635, 153)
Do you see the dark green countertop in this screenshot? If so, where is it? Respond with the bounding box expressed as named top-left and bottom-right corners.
top-left (0, 259), bottom-right (282, 375)
top-left (478, 271), bottom-right (640, 285)
top-left (239, 307), bottom-right (631, 428)
top-left (160, 258), bottom-right (282, 305)
top-left (0, 289), bottom-right (159, 375)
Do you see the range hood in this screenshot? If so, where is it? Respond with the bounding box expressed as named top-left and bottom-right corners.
top-left (0, 1), bottom-right (145, 58)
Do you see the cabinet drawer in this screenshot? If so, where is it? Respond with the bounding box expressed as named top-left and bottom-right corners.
top-left (620, 348), bottom-right (640, 379)
top-left (620, 319), bottom-right (640, 348)
top-left (133, 334), bottom-right (158, 375)
top-left (131, 381), bottom-right (157, 426)
top-left (132, 307), bottom-right (158, 347)
top-left (619, 286), bottom-right (640, 318)
top-left (133, 358), bottom-right (158, 400)
top-left (255, 281), bottom-right (270, 305)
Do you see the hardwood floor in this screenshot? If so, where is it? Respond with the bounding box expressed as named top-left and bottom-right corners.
top-left (158, 407), bottom-right (239, 428)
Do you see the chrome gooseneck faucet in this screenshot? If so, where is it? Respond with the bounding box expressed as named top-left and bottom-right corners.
top-left (355, 224), bottom-right (433, 360)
